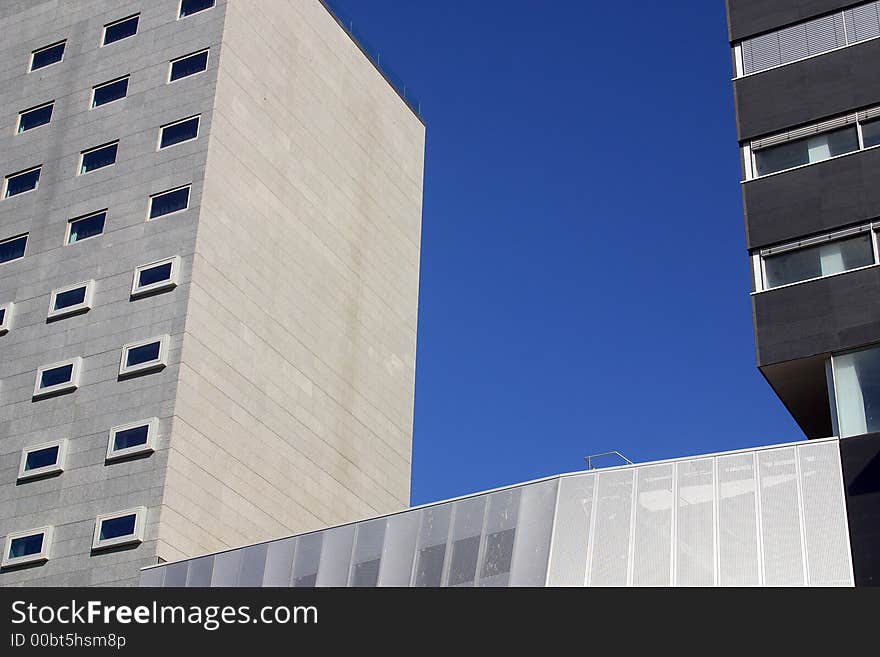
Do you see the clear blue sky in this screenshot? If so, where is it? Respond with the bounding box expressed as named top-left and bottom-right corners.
top-left (326, 0), bottom-right (803, 506)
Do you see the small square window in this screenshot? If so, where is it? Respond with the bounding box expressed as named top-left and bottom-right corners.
top-left (18, 439), bottom-right (68, 482)
top-left (131, 256), bottom-right (180, 298)
top-left (179, 0), bottom-right (215, 18)
top-left (92, 76), bottom-right (129, 108)
top-left (169, 49), bottom-right (209, 83)
top-left (2, 527), bottom-right (53, 568)
top-left (30, 41), bottom-right (65, 72)
top-left (3, 167), bottom-right (41, 198)
top-left (119, 335), bottom-right (169, 378)
top-left (47, 280), bottom-right (95, 321)
top-left (33, 357), bottom-right (82, 400)
top-left (92, 508), bottom-right (146, 551)
top-left (148, 185), bottom-right (190, 220)
top-left (67, 210), bottom-right (107, 245)
top-left (0, 302), bottom-right (13, 334)
top-left (0, 234), bottom-right (28, 264)
top-left (79, 142), bottom-right (118, 175)
top-left (102, 14), bottom-right (139, 46)
top-left (159, 116), bottom-right (200, 149)
top-left (107, 418), bottom-right (158, 462)
top-left (17, 102), bottom-right (54, 134)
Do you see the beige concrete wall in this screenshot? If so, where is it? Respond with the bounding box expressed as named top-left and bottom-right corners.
top-left (157, 0), bottom-right (425, 561)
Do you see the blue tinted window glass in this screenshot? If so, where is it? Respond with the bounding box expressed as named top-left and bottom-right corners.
top-left (139, 262), bottom-right (173, 287)
top-left (54, 286), bottom-right (87, 310)
top-left (31, 42), bottom-right (65, 70)
top-left (0, 235), bottom-right (27, 263)
top-left (150, 187), bottom-right (189, 218)
top-left (180, 0), bottom-right (215, 17)
top-left (0, 308), bottom-right (5, 324)
top-left (100, 515), bottom-right (136, 540)
top-left (40, 364), bottom-right (73, 388)
top-left (10, 534), bottom-right (43, 558)
top-left (80, 143), bottom-right (118, 173)
top-left (25, 446), bottom-right (60, 471)
top-left (68, 213), bottom-right (106, 244)
top-left (4, 169), bottom-right (40, 197)
top-left (18, 104), bottom-right (53, 133)
top-left (114, 425), bottom-right (149, 451)
top-left (160, 117), bottom-right (199, 148)
top-left (92, 78), bottom-right (128, 107)
top-left (103, 15), bottom-right (139, 45)
top-left (127, 342), bottom-right (161, 366)
top-left (170, 51), bottom-right (208, 81)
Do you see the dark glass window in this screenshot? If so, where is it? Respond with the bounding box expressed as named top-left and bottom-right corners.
top-left (764, 234), bottom-right (875, 289)
top-left (68, 212), bottom-right (106, 244)
top-left (18, 103), bottom-right (54, 133)
top-left (480, 528), bottom-right (516, 581)
top-left (103, 15), bottom-right (139, 46)
top-left (139, 262), bottom-right (173, 287)
top-left (127, 342), bottom-right (161, 367)
top-left (414, 544), bottom-right (446, 587)
top-left (0, 235), bottom-right (27, 263)
top-left (4, 168), bottom-right (40, 197)
top-left (100, 515), bottom-right (136, 540)
top-left (0, 308), bottom-right (5, 325)
top-left (114, 425), bottom-right (149, 451)
top-left (54, 286), bottom-right (87, 310)
top-left (92, 77), bottom-right (129, 107)
top-left (149, 187), bottom-right (190, 219)
top-left (179, 0), bottom-right (215, 18)
top-left (80, 143), bottom-right (118, 174)
top-left (25, 446), bottom-right (60, 471)
top-left (160, 117), bottom-right (200, 148)
top-left (170, 50), bottom-right (208, 82)
top-left (40, 364), bottom-right (73, 388)
top-left (754, 126), bottom-right (860, 176)
top-left (10, 534), bottom-right (43, 558)
top-left (30, 42), bottom-right (65, 71)
top-left (863, 119), bottom-right (880, 149)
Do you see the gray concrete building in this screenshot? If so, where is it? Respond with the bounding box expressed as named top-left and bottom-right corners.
top-left (0, 0), bottom-right (425, 586)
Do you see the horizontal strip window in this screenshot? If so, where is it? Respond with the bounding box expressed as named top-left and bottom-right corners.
top-left (18, 439), bottom-right (67, 482)
top-left (179, 0), bottom-right (215, 18)
top-left (169, 49), bottom-right (209, 82)
top-left (119, 335), bottom-right (169, 378)
top-left (735, 1), bottom-right (880, 77)
top-left (67, 210), bottom-right (106, 244)
top-left (0, 234), bottom-right (27, 264)
top-left (30, 41), bottom-right (65, 72)
top-left (744, 106), bottom-right (880, 179)
top-left (3, 166), bottom-right (41, 198)
top-left (33, 357), bottom-right (82, 400)
top-left (48, 280), bottom-right (95, 320)
top-left (159, 115), bottom-right (200, 149)
top-left (92, 76), bottom-right (129, 108)
top-left (755, 224), bottom-right (879, 291)
top-left (17, 101), bottom-right (54, 133)
top-left (131, 256), bottom-right (180, 298)
top-left (79, 141), bottom-right (118, 175)
top-left (92, 508), bottom-right (146, 551)
top-left (2, 527), bottom-right (52, 568)
top-left (102, 14), bottom-right (139, 46)
top-left (148, 185), bottom-right (190, 220)
top-left (0, 301), bottom-right (13, 334)
top-left (107, 418), bottom-right (158, 462)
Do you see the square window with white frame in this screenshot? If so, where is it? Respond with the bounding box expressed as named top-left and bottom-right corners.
top-left (102, 14), bottom-right (139, 46)
top-left (0, 234), bottom-right (27, 264)
top-left (106, 418), bottom-right (158, 462)
top-left (18, 439), bottom-right (68, 482)
top-left (33, 357), bottom-right (82, 400)
top-left (3, 166), bottom-right (41, 198)
top-left (131, 256), bottom-right (180, 299)
top-left (47, 280), bottom-right (95, 320)
top-left (91, 76), bottom-right (129, 108)
top-left (79, 141), bottom-right (118, 175)
top-left (0, 302), bottom-right (14, 334)
top-left (148, 185), bottom-right (190, 220)
top-left (30, 41), bottom-right (65, 72)
top-left (168, 49), bottom-right (209, 83)
top-left (92, 507), bottom-right (146, 551)
top-left (67, 210), bottom-right (107, 245)
top-left (159, 115), bottom-right (200, 149)
top-left (17, 101), bottom-right (54, 134)
top-left (119, 335), bottom-right (170, 378)
top-left (179, 0), bottom-right (215, 18)
top-left (2, 527), bottom-right (53, 568)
